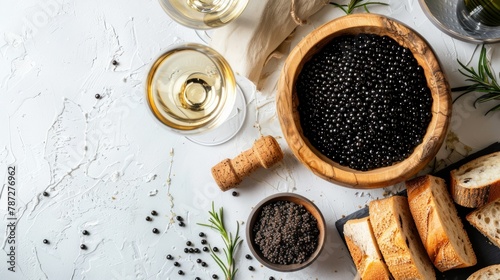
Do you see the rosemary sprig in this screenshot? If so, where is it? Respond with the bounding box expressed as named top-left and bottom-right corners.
top-left (452, 45), bottom-right (500, 115)
top-left (329, 0), bottom-right (388, 14)
top-left (198, 202), bottom-right (242, 280)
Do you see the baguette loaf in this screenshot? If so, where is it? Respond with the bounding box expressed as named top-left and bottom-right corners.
top-left (450, 151), bottom-right (500, 208)
top-left (466, 198), bottom-right (500, 249)
top-left (467, 264), bottom-right (500, 280)
top-left (406, 175), bottom-right (477, 272)
top-left (369, 196), bottom-right (436, 280)
top-left (344, 217), bottom-right (392, 280)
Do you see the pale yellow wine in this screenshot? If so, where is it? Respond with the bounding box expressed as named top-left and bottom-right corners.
top-left (146, 44), bottom-right (236, 132)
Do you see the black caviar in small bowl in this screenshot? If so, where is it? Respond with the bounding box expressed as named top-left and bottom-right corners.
top-left (246, 193), bottom-right (326, 272)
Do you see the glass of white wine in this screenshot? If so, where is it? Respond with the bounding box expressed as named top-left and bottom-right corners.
top-left (158, 0), bottom-right (248, 30)
top-left (146, 43), bottom-right (246, 145)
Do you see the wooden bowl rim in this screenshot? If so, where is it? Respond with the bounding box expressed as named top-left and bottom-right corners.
top-left (277, 14), bottom-right (451, 189)
top-left (246, 193), bottom-right (326, 272)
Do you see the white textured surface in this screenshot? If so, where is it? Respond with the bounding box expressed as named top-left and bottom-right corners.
top-left (1, 0), bottom-right (499, 279)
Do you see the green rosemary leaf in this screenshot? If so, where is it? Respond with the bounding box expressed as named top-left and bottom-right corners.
top-left (330, 0), bottom-right (387, 14)
top-left (454, 45), bottom-right (500, 114)
top-left (198, 202), bottom-right (242, 280)
top-left (485, 103), bottom-right (500, 115)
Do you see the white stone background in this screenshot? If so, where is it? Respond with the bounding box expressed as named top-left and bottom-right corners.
top-left (1, 0), bottom-right (499, 279)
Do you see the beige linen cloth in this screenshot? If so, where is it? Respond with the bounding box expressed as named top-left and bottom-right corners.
top-left (210, 0), bottom-right (328, 87)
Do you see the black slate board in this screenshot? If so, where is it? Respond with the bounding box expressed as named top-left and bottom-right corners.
top-left (335, 142), bottom-right (500, 280)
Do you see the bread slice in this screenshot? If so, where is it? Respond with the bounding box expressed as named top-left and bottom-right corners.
top-left (369, 196), bottom-right (436, 280)
top-left (467, 264), bottom-right (500, 280)
top-left (451, 151), bottom-right (500, 208)
top-left (466, 198), bottom-right (500, 249)
top-left (344, 217), bottom-right (392, 280)
top-left (406, 175), bottom-right (477, 271)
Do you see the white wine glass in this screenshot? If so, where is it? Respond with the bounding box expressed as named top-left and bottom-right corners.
top-left (158, 0), bottom-right (248, 42)
top-left (158, 0), bottom-right (248, 29)
top-left (146, 43), bottom-right (246, 145)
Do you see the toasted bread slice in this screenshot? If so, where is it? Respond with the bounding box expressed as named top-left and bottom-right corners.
top-left (369, 196), bottom-right (436, 280)
top-left (451, 151), bottom-right (500, 208)
top-left (344, 217), bottom-right (392, 280)
top-left (467, 264), bottom-right (500, 280)
top-left (466, 198), bottom-right (500, 249)
top-left (406, 175), bottom-right (476, 271)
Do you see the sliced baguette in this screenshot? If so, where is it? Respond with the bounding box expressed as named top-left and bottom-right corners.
top-left (406, 175), bottom-right (477, 271)
top-left (369, 196), bottom-right (436, 280)
top-left (467, 264), bottom-right (500, 280)
top-left (450, 151), bottom-right (500, 208)
top-left (466, 198), bottom-right (500, 249)
top-left (344, 217), bottom-right (392, 280)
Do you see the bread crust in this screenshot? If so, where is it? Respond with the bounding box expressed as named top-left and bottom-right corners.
top-left (407, 175), bottom-right (477, 272)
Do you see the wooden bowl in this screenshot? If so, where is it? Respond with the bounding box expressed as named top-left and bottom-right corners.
top-left (246, 193), bottom-right (326, 272)
top-left (277, 14), bottom-right (451, 189)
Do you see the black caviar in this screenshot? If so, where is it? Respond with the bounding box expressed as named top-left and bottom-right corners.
top-left (82, 230), bottom-right (89, 235)
top-left (80, 244), bottom-right (87, 250)
top-left (42, 191), bottom-right (49, 197)
top-left (296, 33), bottom-right (432, 171)
top-left (252, 201), bottom-right (319, 265)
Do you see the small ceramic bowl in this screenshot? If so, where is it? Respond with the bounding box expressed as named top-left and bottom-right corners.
top-left (276, 14), bottom-right (451, 189)
top-left (246, 193), bottom-right (326, 272)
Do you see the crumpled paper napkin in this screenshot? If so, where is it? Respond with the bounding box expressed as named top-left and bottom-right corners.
top-left (210, 0), bottom-right (328, 87)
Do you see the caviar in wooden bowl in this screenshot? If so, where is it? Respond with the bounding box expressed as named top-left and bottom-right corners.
top-left (246, 193), bottom-right (326, 272)
top-left (277, 14), bottom-right (451, 189)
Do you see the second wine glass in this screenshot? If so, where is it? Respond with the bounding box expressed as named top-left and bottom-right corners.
top-left (158, 0), bottom-right (248, 30)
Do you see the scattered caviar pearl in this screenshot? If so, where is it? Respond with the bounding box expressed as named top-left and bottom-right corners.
top-left (82, 230), bottom-right (89, 235)
top-left (201, 262), bottom-right (207, 267)
top-left (199, 232), bottom-right (205, 237)
top-left (151, 210), bottom-right (158, 216)
top-left (174, 262), bottom-right (180, 267)
top-left (176, 216), bottom-right (183, 221)
top-left (194, 248), bottom-right (200, 253)
top-left (186, 241), bottom-right (192, 246)
top-left (152, 228), bottom-right (159, 234)
top-left (145, 216), bottom-right (152, 221)
top-left (212, 247), bottom-right (219, 252)
top-left (196, 258), bottom-right (202, 263)
top-left (80, 244), bottom-right (87, 250)
top-left (43, 239), bottom-right (49, 244)
top-left (269, 277), bottom-right (275, 280)
top-left (166, 254), bottom-right (173, 260)
top-left (94, 94), bottom-right (101, 99)
top-left (111, 60), bottom-right (118, 66)
top-left (248, 266), bottom-right (254, 271)
top-left (179, 221), bottom-right (185, 227)
top-left (189, 248), bottom-right (194, 253)
top-left (195, 278), bottom-right (201, 280)
top-left (232, 191), bottom-right (238, 197)
top-left (245, 254), bottom-right (252, 260)
top-left (203, 247), bottom-right (209, 252)
top-left (212, 274), bottom-right (218, 279)
top-left (201, 239), bottom-right (207, 245)
top-left (42, 191), bottom-right (49, 197)
top-left (184, 248), bottom-right (189, 253)
top-left (178, 270), bottom-right (183, 275)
